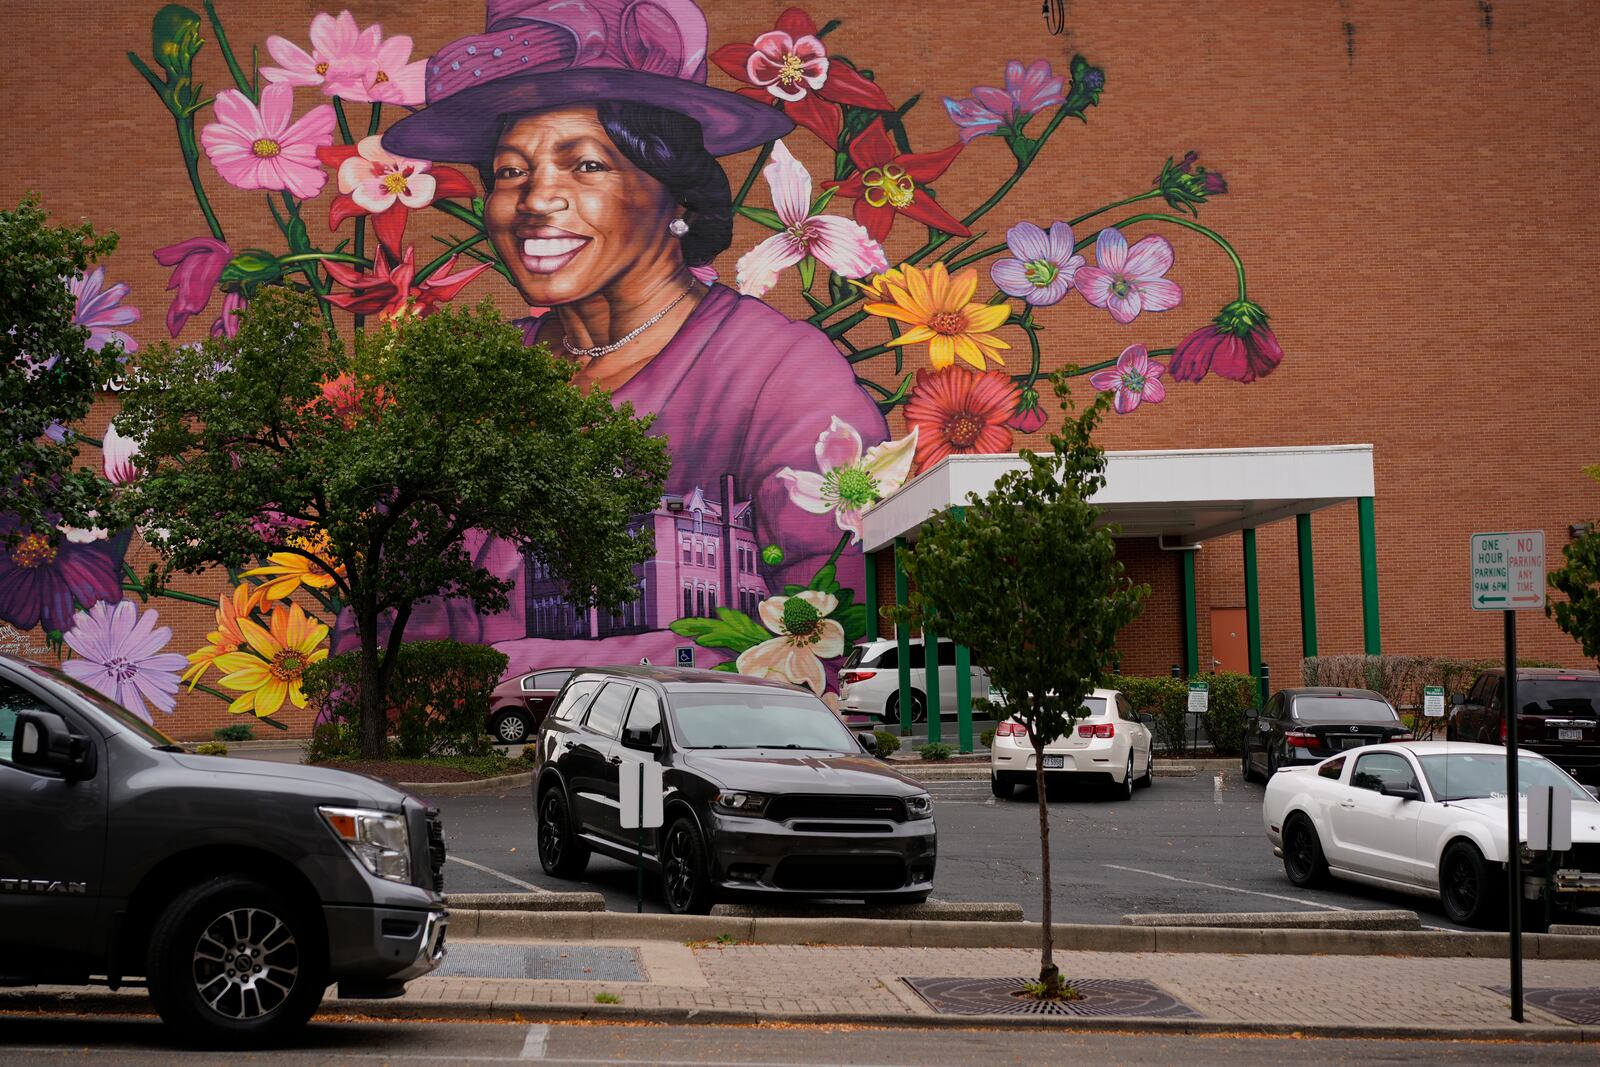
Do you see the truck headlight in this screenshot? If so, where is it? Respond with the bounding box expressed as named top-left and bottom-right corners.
top-left (905, 793), bottom-right (934, 819)
top-left (712, 791), bottom-right (771, 817)
top-left (320, 806), bottom-right (411, 883)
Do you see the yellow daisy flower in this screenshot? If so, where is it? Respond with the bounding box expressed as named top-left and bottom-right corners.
top-left (849, 265), bottom-right (908, 300)
top-left (214, 602), bottom-right (329, 717)
top-left (242, 529), bottom-right (345, 601)
top-left (863, 262), bottom-right (1012, 371)
top-left (182, 582), bottom-right (265, 690)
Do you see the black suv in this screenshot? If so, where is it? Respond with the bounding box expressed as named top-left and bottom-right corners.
top-left (1448, 668), bottom-right (1600, 784)
top-left (533, 666), bottom-right (936, 913)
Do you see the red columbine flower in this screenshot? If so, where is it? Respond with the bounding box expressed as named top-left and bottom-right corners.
top-left (711, 8), bottom-right (893, 146)
top-left (1169, 299), bottom-right (1284, 383)
top-left (825, 120), bottom-right (969, 243)
top-left (323, 247), bottom-right (492, 320)
top-left (316, 138), bottom-right (477, 258)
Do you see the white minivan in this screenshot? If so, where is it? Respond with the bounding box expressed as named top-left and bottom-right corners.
top-left (838, 638), bottom-right (991, 723)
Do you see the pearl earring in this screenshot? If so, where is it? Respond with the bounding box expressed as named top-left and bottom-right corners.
top-left (668, 218), bottom-right (689, 237)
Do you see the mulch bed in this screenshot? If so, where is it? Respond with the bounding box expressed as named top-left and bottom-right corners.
top-left (330, 760), bottom-right (485, 783)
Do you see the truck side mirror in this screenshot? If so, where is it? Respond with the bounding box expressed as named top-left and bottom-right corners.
top-left (1451, 693), bottom-right (1466, 706)
top-left (857, 731), bottom-right (879, 757)
top-left (13, 710), bottom-right (97, 780)
top-left (619, 725), bottom-right (661, 753)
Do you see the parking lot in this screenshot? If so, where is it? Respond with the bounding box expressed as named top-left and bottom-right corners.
top-left (428, 768), bottom-right (1599, 931)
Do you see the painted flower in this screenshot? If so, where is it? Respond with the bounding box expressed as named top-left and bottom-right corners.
top-left (182, 582), bottom-right (264, 690)
top-left (317, 137), bottom-right (477, 256)
top-left (826, 121), bottom-right (969, 242)
top-left (711, 8), bottom-right (893, 146)
top-left (68, 268), bottom-right (140, 353)
top-left (943, 59), bottom-right (1066, 143)
top-left (153, 236), bottom-right (231, 338)
top-left (102, 423), bottom-right (140, 485)
top-left (60, 600), bottom-right (188, 723)
top-left (776, 417), bottom-right (918, 544)
top-left (214, 601), bottom-right (329, 717)
top-left (242, 529), bottom-right (345, 601)
top-left (863, 262), bottom-right (1011, 371)
top-left (991, 221), bottom-right (1084, 306)
top-left (1170, 299), bottom-right (1284, 383)
top-left (1088, 343), bottom-right (1168, 414)
top-left (212, 291), bottom-right (247, 338)
top-left (323, 247), bottom-right (492, 320)
top-left (735, 141), bottom-right (888, 296)
top-left (1006, 386), bottom-right (1049, 433)
top-left (689, 264), bottom-right (719, 286)
top-left (201, 84), bottom-right (337, 200)
top-left (262, 11), bottom-right (379, 97)
top-left (0, 518), bottom-right (127, 634)
top-left (349, 26), bottom-right (428, 105)
top-left (1074, 228), bottom-right (1182, 324)
top-left (1156, 150), bottom-right (1228, 215)
top-left (736, 590), bottom-right (845, 694)
top-left (903, 366), bottom-right (1021, 471)
top-left (849, 266), bottom-right (907, 300)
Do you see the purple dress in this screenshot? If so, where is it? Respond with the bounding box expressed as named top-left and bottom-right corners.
top-left (352, 285), bottom-right (888, 685)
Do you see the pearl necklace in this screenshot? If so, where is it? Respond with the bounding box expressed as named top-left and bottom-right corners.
top-left (562, 282), bottom-right (697, 360)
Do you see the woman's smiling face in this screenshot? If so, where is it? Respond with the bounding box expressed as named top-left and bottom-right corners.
top-left (485, 107), bottom-right (682, 307)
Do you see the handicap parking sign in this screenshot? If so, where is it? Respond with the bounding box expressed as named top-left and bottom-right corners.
top-left (676, 645), bottom-right (695, 667)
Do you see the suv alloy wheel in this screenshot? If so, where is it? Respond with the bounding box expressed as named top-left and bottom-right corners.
top-left (660, 818), bottom-right (713, 914)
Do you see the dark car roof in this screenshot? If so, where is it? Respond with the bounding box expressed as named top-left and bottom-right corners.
top-left (1278, 687), bottom-right (1388, 700)
top-left (567, 665), bottom-right (804, 693)
top-left (1477, 667), bottom-right (1600, 680)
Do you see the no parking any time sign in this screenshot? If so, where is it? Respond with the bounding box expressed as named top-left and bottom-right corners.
top-left (1470, 530), bottom-right (1545, 611)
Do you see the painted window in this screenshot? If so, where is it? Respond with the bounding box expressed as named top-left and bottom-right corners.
top-left (682, 584), bottom-right (693, 618)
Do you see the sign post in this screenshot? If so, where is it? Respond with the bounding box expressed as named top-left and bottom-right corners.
top-left (618, 760), bottom-right (665, 914)
top-left (1470, 529), bottom-right (1546, 1023)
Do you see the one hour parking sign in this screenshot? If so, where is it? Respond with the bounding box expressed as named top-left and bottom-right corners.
top-left (1471, 530), bottom-right (1545, 612)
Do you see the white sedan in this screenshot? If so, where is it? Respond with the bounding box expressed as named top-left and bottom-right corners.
top-left (1262, 741), bottom-right (1600, 926)
top-left (990, 688), bottom-right (1154, 801)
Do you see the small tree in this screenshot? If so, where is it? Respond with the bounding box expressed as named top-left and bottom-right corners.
top-left (114, 289), bottom-right (669, 757)
top-left (1, 195), bottom-right (123, 545)
top-left (889, 371), bottom-right (1146, 997)
top-left (1548, 465), bottom-right (1600, 666)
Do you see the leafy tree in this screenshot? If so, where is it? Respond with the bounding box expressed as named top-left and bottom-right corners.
top-left (1548, 465), bottom-right (1600, 666)
top-left (1, 195), bottom-right (123, 546)
top-left (113, 289), bottom-right (669, 757)
top-left (888, 372), bottom-right (1146, 998)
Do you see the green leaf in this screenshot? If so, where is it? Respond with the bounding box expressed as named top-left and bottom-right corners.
top-left (711, 661), bottom-right (740, 672)
top-left (809, 563), bottom-right (838, 593)
top-left (837, 603), bottom-right (868, 643)
top-left (737, 205), bottom-right (784, 231)
top-left (810, 187), bottom-right (838, 215)
top-left (668, 609), bottom-right (770, 654)
top-left (798, 255), bottom-right (816, 291)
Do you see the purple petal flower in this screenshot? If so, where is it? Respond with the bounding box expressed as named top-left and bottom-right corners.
top-left (1089, 343), bottom-right (1167, 414)
top-left (67, 268), bottom-right (140, 352)
top-left (61, 600), bottom-right (188, 722)
top-left (990, 221), bottom-right (1085, 307)
top-left (942, 92), bottom-right (1007, 143)
top-left (1004, 59), bottom-right (1065, 116)
top-left (1075, 228), bottom-right (1182, 324)
top-left (154, 237), bottom-right (232, 337)
top-left (0, 517), bottom-right (129, 634)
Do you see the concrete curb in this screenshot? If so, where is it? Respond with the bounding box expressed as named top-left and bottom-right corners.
top-left (446, 892), bottom-right (605, 913)
top-left (5, 993), bottom-right (1593, 1043)
top-left (1120, 910), bottom-right (1422, 930)
top-left (398, 771), bottom-right (534, 795)
top-left (444, 910), bottom-right (1600, 957)
top-left (710, 900), bottom-right (1024, 922)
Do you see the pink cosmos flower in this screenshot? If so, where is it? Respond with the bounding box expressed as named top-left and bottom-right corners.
top-left (1074, 227), bottom-right (1182, 324)
top-left (153, 236), bottom-right (231, 337)
top-left (68, 268), bottom-right (140, 352)
top-left (201, 84), bottom-right (337, 200)
top-left (1088, 343), bottom-right (1167, 414)
top-left (1169, 299), bottom-right (1284, 383)
top-left (943, 59), bottom-right (1066, 143)
top-left (735, 141), bottom-right (888, 297)
top-left (775, 416), bottom-right (918, 544)
top-left (102, 423), bottom-right (140, 485)
top-left (262, 10), bottom-right (379, 97)
top-left (349, 28), bottom-right (428, 105)
top-left (62, 599), bottom-right (188, 723)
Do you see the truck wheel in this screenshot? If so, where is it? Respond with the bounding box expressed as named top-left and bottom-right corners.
top-left (660, 818), bottom-right (714, 915)
top-left (536, 787), bottom-right (590, 878)
top-left (145, 875), bottom-right (325, 1048)
top-left (1440, 840), bottom-right (1506, 928)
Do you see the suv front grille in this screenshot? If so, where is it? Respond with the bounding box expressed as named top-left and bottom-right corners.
top-left (767, 795), bottom-right (906, 822)
top-left (425, 808), bottom-right (446, 893)
top-left (773, 855), bottom-right (907, 891)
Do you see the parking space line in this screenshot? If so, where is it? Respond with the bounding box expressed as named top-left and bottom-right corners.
top-left (448, 855), bottom-right (551, 894)
top-left (520, 1023), bottom-right (549, 1060)
top-left (1101, 863), bottom-right (1349, 911)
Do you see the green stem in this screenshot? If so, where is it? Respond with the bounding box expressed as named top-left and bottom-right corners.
top-left (846, 342), bottom-right (897, 365)
top-left (731, 143), bottom-right (774, 212)
top-left (1069, 190), bottom-right (1162, 229)
top-left (277, 252), bottom-right (370, 266)
top-left (205, 1), bottom-right (256, 101)
top-left (332, 99), bottom-right (356, 144)
top-left (418, 232), bottom-right (489, 283)
top-left (176, 115), bottom-right (226, 243)
top-left (823, 531), bottom-right (852, 571)
top-left (278, 194), bottom-right (339, 332)
top-left (121, 583), bottom-right (220, 607)
top-left (1080, 213), bottom-right (1248, 299)
top-left (857, 377), bottom-right (893, 398)
top-left (193, 682), bottom-right (234, 703)
top-left (1017, 307), bottom-right (1041, 389)
top-left (367, 103), bottom-right (383, 137)
top-left (431, 199), bottom-right (485, 228)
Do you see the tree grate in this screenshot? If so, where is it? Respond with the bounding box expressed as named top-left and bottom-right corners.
top-left (904, 976), bottom-right (1200, 1018)
top-left (1488, 986), bottom-right (1600, 1025)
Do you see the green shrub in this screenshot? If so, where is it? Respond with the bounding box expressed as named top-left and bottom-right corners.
top-left (212, 723), bottom-right (255, 743)
top-left (303, 640), bottom-right (509, 758)
top-left (980, 727), bottom-right (996, 750)
top-left (305, 720), bottom-right (359, 763)
top-left (1202, 672), bottom-right (1258, 757)
top-left (515, 745), bottom-right (539, 767)
top-left (1116, 673), bottom-right (1258, 756)
top-left (873, 730), bottom-right (901, 756)
top-left (918, 742), bottom-right (953, 761)
top-left (1300, 654), bottom-right (1565, 735)
top-left (194, 741), bottom-right (228, 756)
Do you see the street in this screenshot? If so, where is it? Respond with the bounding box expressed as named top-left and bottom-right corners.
top-left (2, 1016), bottom-right (1594, 1066)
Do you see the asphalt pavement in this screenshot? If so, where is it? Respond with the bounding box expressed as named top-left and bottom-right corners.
top-left (3, 1016), bottom-right (1596, 1066)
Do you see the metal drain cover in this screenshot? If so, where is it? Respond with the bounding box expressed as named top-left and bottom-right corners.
top-left (1488, 986), bottom-right (1600, 1025)
top-left (435, 944), bottom-right (644, 982)
top-left (904, 976), bottom-right (1199, 1018)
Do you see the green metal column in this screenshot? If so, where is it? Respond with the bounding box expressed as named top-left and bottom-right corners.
top-left (1182, 549), bottom-right (1199, 677)
top-left (1358, 496), bottom-right (1381, 655)
top-left (1296, 513), bottom-right (1318, 658)
top-left (862, 548), bottom-right (878, 640)
top-left (1243, 528), bottom-right (1263, 703)
top-left (923, 628), bottom-right (942, 745)
top-left (894, 538), bottom-right (913, 737)
top-left (951, 506), bottom-right (973, 753)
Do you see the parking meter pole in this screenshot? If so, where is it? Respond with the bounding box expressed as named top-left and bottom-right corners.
top-left (636, 763), bottom-right (645, 915)
top-left (1504, 609), bottom-right (1523, 1022)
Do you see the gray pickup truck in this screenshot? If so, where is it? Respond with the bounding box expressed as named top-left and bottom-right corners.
top-left (0, 653), bottom-right (449, 1046)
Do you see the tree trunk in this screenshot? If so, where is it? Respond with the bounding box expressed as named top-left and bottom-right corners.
top-left (1033, 731), bottom-right (1061, 995)
top-left (357, 607), bottom-right (386, 760)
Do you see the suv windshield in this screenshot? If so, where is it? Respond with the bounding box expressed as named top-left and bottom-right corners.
top-left (18, 661), bottom-right (180, 749)
top-left (669, 691), bottom-right (857, 751)
top-left (1417, 752), bottom-right (1590, 802)
top-left (1292, 697), bottom-right (1396, 722)
top-left (1518, 679), bottom-right (1600, 718)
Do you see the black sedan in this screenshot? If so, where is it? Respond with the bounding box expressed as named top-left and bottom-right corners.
top-left (532, 666), bottom-right (936, 914)
top-left (1241, 686), bottom-right (1412, 779)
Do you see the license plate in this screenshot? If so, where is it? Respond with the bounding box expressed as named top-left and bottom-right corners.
top-left (1042, 754), bottom-right (1064, 769)
top-left (1559, 728), bottom-right (1583, 741)
top-left (1339, 737), bottom-right (1370, 749)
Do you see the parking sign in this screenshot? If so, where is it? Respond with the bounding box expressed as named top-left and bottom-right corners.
top-left (1471, 530), bottom-right (1545, 611)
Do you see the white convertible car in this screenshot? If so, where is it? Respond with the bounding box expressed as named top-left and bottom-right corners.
top-left (1262, 741), bottom-right (1600, 926)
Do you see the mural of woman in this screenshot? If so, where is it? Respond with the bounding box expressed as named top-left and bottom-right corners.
top-left (374, 0), bottom-right (900, 688)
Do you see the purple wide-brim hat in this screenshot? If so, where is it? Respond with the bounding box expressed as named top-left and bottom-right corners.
top-left (384, 0), bottom-right (793, 162)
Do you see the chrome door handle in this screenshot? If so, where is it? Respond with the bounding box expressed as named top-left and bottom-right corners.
top-left (608, 755), bottom-right (622, 766)
top-left (1338, 800), bottom-right (1355, 809)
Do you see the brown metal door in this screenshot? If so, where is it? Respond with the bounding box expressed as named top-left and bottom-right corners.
top-left (1210, 608), bottom-right (1249, 675)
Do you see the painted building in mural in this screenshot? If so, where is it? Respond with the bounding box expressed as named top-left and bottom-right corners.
top-left (4, 0), bottom-right (1598, 737)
